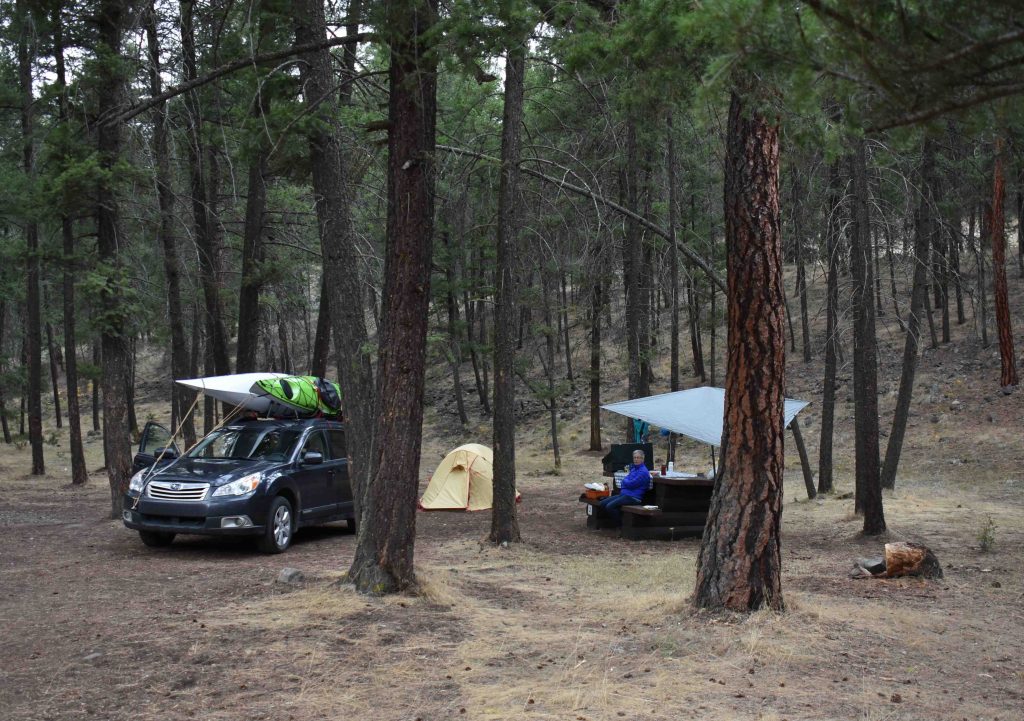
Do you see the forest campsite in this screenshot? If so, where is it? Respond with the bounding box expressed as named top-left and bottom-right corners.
top-left (1, 1), bottom-right (1023, 720)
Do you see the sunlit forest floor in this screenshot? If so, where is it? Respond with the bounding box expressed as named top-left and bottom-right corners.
top-left (2, 260), bottom-right (1023, 720)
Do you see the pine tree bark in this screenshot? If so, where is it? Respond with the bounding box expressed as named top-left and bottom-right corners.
top-left (53, 4), bottom-right (88, 484)
top-left (349, 0), bottom-right (439, 592)
top-left (146, 3), bottom-right (195, 447)
top-left (881, 138), bottom-right (937, 490)
top-left (45, 321), bottom-right (62, 428)
top-left (96, 0), bottom-right (134, 517)
top-left (990, 138), bottom-right (1018, 389)
top-left (588, 272), bottom-right (602, 451)
top-left (848, 139), bottom-right (886, 535)
top-left (442, 233), bottom-right (469, 426)
top-left (693, 91), bottom-right (785, 612)
top-left (292, 0), bottom-right (374, 526)
top-left (490, 39), bottom-right (526, 545)
top-left (18, 0), bottom-right (44, 475)
top-left (818, 153), bottom-right (842, 495)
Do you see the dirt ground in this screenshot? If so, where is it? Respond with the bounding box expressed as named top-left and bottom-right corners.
top-left (2, 265), bottom-right (1023, 720)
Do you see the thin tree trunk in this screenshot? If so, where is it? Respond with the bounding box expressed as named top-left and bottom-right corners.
top-left (560, 272), bottom-right (574, 386)
top-left (92, 341), bottom-right (101, 433)
top-left (623, 119), bottom-right (644, 413)
top-left (310, 274), bottom-right (331, 376)
top-left (349, 0), bottom-right (439, 593)
top-left (793, 172), bottom-right (812, 361)
top-left (541, 268), bottom-right (561, 470)
top-left (949, 216), bottom-right (966, 325)
top-left (443, 233), bottom-right (469, 426)
top-left (146, 3), bottom-right (195, 448)
top-left (990, 138), bottom-right (1018, 388)
top-left (0, 301), bottom-right (12, 443)
top-left (694, 90), bottom-right (785, 612)
top-left (849, 138), bottom-right (885, 535)
top-left (923, 258), bottom-right (939, 350)
top-left (975, 206), bottom-right (989, 346)
top-left (45, 322), bottom-right (62, 429)
top-left (667, 113), bottom-right (681, 390)
top-left (588, 271), bottom-right (602, 451)
top-left (884, 225), bottom-right (903, 326)
top-left (489, 37), bottom-right (526, 545)
top-left (18, 0), bottom-right (44, 475)
top-left (53, 5), bottom-right (88, 483)
top-left (873, 226), bottom-right (885, 317)
top-left (881, 138), bottom-right (937, 490)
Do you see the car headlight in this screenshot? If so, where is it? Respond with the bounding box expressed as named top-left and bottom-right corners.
top-left (212, 472), bottom-right (263, 497)
top-left (129, 469), bottom-right (148, 494)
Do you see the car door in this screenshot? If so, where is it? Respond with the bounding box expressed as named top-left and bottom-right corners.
top-left (292, 429), bottom-right (334, 520)
top-left (326, 427), bottom-right (352, 515)
top-left (132, 422), bottom-right (180, 475)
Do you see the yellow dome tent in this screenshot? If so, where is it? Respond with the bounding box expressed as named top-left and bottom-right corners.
top-left (420, 444), bottom-right (515, 511)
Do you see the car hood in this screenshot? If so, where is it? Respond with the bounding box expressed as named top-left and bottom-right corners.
top-left (148, 457), bottom-right (283, 485)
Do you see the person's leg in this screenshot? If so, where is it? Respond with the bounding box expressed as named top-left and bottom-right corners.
top-left (603, 494), bottom-right (641, 526)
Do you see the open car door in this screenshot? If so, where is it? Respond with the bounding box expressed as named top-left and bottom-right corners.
top-left (132, 421), bottom-right (180, 475)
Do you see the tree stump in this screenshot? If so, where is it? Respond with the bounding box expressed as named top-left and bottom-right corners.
top-left (883, 542), bottom-right (943, 579)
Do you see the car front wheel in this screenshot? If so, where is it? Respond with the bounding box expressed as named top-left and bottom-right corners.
top-left (258, 496), bottom-right (294, 553)
top-left (139, 530), bottom-right (176, 547)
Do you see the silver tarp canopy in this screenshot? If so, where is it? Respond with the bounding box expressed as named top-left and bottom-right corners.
top-left (601, 386), bottom-right (810, 447)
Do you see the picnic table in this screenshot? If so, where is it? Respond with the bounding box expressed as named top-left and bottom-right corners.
top-left (579, 470), bottom-right (715, 540)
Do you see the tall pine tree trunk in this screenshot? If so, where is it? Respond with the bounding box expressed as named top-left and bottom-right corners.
top-left (694, 90), bottom-right (785, 612)
top-left (490, 38), bottom-right (526, 545)
top-left (349, 0), bottom-right (439, 592)
top-left (18, 0), bottom-right (44, 475)
top-left (849, 139), bottom-right (885, 535)
top-left (96, 0), bottom-right (134, 517)
top-left (990, 138), bottom-right (1018, 389)
top-left (53, 4), bottom-right (88, 484)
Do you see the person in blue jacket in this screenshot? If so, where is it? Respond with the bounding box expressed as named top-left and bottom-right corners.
top-left (599, 449), bottom-right (650, 526)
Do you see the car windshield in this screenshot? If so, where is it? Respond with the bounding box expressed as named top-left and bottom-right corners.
top-left (187, 427), bottom-right (303, 462)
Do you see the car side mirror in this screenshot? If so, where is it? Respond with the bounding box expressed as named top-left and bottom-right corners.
top-left (302, 450), bottom-right (324, 465)
top-left (154, 447), bottom-right (179, 460)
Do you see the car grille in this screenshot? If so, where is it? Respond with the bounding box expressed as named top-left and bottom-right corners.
top-left (147, 481), bottom-right (210, 501)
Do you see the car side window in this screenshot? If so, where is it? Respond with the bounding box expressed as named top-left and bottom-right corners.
top-left (302, 430), bottom-right (327, 458)
top-left (328, 430), bottom-right (347, 461)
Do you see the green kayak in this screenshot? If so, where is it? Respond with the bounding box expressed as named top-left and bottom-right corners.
top-left (251, 376), bottom-right (342, 416)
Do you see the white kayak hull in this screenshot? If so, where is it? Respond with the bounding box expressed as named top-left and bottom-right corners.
top-left (176, 372), bottom-right (290, 414)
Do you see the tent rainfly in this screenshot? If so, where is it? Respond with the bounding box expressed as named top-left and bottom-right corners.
top-left (602, 386), bottom-right (817, 498)
top-left (420, 444), bottom-right (517, 511)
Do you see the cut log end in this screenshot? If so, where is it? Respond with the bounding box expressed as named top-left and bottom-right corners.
top-left (884, 542), bottom-right (943, 579)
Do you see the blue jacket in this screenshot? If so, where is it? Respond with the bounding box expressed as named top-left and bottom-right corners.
top-left (620, 463), bottom-right (650, 499)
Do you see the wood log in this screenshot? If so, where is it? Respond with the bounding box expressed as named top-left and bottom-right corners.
top-left (884, 542), bottom-right (943, 579)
